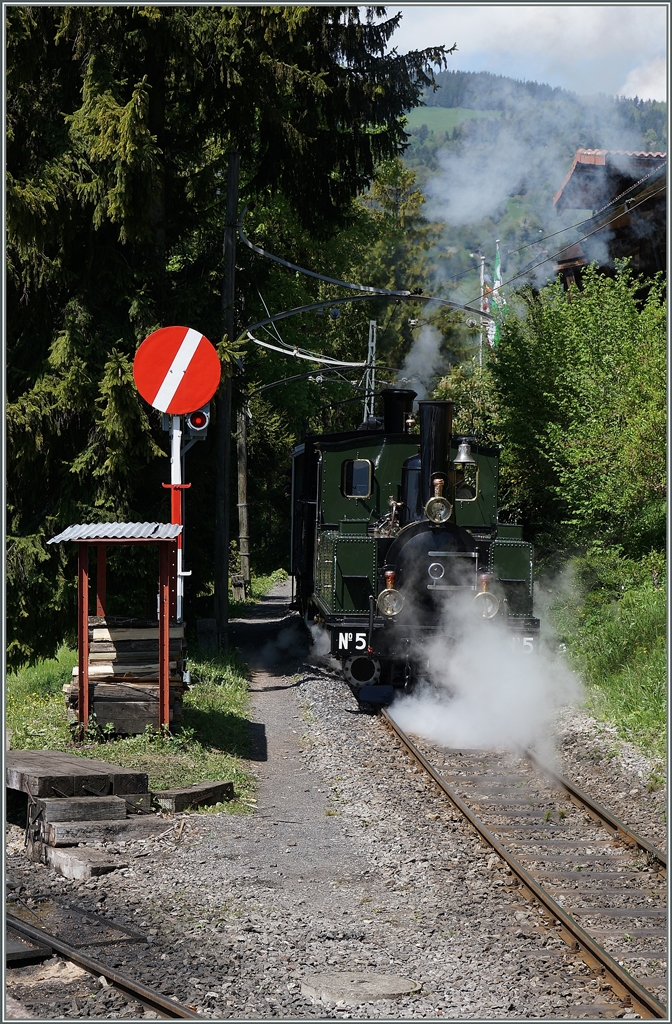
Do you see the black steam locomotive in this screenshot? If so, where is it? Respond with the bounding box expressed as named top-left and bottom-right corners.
top-left (290, 389), bottom-right (539, 700)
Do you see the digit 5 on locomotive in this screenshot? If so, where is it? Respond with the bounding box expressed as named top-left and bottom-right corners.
top-left (290, 390), bottom-right (539, 698)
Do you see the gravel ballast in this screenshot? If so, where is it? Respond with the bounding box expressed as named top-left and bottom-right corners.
top-left (5, 583), bottom-right (664, 1020)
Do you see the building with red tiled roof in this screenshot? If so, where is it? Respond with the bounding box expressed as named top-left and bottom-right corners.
top-left (553, 149), bottom-right (666, 287)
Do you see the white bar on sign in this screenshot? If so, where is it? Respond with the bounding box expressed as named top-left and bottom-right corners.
top-left (152, 328), bottom-right (202, 412)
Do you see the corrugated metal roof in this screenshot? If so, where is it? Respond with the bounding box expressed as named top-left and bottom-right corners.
top-left (47, 522), bottom-right (182, 544)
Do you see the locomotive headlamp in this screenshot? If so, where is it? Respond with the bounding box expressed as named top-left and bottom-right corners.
top-left (377, 570), bottom-right (404, 616)
top-left (453, 441), bottom-right (476, 466)
top-left (425, 496), bottom-right (453, 524)
top-left (425, 475), bottom-right (453, 524)
top-left (473, 571), bottom-right (499, 619)
top-left (377, 588), bottom-right (405, 617)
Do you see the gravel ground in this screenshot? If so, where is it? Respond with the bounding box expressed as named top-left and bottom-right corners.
top-left (553, 706), bottom-right (666, 851)
top-left (5, 582), bottom-right (665, 1021)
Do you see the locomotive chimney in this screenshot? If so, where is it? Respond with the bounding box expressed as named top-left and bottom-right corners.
top-left (418, 400), bottom-right (453, 505)
top-left (381, 389), bottom-right (417, 433)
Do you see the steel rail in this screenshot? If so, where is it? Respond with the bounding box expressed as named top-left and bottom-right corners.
top-left (381, 709), bottom-right (667, 1020)
top-left (525, 749), bottom-right (667, 870)
top-left (6, 913), bottom-right (202, 1020)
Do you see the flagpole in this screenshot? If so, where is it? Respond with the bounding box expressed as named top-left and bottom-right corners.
top-left (479, 254), bottom-right (485, 367)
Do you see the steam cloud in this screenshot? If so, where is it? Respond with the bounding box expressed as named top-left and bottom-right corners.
top-left (389, 592), bottom-right (581, 758)
top-left (419, 76), bottom-right (655, 295)
top-left (397, 324), bottom-right (444, 399)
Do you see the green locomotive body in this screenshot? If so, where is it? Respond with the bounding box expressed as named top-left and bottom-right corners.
top-left (291, 390), bottom-right (539, 696)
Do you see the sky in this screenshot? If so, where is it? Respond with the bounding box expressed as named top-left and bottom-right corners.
top-left (385, 4), bottom-right (668, 100)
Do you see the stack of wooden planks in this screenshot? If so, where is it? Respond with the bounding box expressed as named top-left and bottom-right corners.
top-left (64, 616), bottom-right (188, 734)
top-left (7, 751), bottom-right (234, 880)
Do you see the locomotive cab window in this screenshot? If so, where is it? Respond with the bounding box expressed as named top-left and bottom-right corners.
top-left (341, 459), bottom-right (373, 499)
top-left (454, 464), bottom-right (478, 501)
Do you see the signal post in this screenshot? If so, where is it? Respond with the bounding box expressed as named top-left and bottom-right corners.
top-left (134, 326), bottom-right (221, 624)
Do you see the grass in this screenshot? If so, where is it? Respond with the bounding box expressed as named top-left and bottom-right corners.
top-left (5, 570), bottom-right (289, 805)
top-left (5, 647), bottom-right (256, 812)
top-left (550, 553), bottom-right (666, 760)
top-left (228, 568), bottom-right (288, 618)
top-left (405, 106), bottom-right (501, 133)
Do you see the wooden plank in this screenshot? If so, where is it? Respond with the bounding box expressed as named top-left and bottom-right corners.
top-left (89, 651), bottom-right (167, 662)
top-left (74, 663), bottom-right (178, 677)
top-left (91, 626), bottom-right (185, 642)
top-left (72, 671), bottom-right (183, 684)
top-left (88, 615), bottom-right (181, 627)
top-left (40, 845), bottom-right (128, 879)
top-left (123, 792), bottom-right (153, 813)
top-left (6, 751), bottom-right (148, 797)
top-left (7, 767), bottom-right (111, 799)
top-left (89, 639), bottom-right (183, 654)
top-left (64, 682), bottom-right (184, 695)
top-left (35, 796), bottom-right (128, 822)
top-left (44, 815), bottom-right (171, 846)
top-left (153, 780), bottom-right (235, 812)
top-left (93, 701), bottom-right (161, 734)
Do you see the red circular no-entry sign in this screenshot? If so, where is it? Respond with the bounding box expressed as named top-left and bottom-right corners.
top-left (133, 326), bottom-right (221, 414)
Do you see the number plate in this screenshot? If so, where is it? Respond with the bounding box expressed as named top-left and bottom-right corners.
top-left (332, 629), bottom-right (369, 655)
top-left (511, 633), bottom-right (537, 654)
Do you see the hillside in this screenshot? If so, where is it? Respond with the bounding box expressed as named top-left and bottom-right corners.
top-left (402, 70), bottom-right (667, 306)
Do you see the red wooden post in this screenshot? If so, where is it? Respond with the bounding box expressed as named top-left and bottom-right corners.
top-left (158, 542), bottom-right (171, 729)
top-left (96, 544), bottom-right (107, 617)
top-left (77, 543), bottom-right (90, 731)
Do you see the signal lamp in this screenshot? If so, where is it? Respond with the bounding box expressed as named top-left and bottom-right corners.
top-left (186, 404), bottom-right (210, 439)
top-left (377, 588), bottom-right (405, 617)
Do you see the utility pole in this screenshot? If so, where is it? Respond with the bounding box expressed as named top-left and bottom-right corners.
top-left (470, 252), bottom-right (486, 366)
top-left (237, 402), bottom-right (251, 596)
top-left (363, 320), bottom-right (377, 421)
top-left (215, 150), bottom-right (239, 646)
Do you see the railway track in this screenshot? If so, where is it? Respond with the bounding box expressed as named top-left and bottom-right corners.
top-left (6, 912), bottom-right (202, 1020)
top-left (382, 709), bottom-right (667, 1020)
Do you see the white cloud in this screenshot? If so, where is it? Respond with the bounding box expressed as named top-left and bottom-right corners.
top-left (385, 5), bottom-right (668, 97)
top-left (617, 56), bottom-right (667, 100)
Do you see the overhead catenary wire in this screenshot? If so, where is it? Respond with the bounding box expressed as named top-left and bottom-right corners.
top-left (239, 211), bottom-right (412, 297)
top-left (247, 332), bottom-right (369, 367)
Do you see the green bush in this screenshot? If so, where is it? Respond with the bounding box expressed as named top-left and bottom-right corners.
top-left (492, 265), bottom-right (666, 554)
top-left (551, 551), bottom-right (666, 758)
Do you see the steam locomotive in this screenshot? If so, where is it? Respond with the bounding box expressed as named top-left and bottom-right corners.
top-left (290, 389), bottom-right (539, 700)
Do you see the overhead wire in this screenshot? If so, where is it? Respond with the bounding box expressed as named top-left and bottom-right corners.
top-left (246, 332), bottom-right (369, 367)
top-left (239, 210), bottom-right (412, 297)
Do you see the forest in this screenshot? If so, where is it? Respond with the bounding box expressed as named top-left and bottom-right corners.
top-left (6, 7), bottom-right (666, 756)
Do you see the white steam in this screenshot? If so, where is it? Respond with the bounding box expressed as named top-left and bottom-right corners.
top-left (419, 75), bottom-right (656, 295)
top-left (389, 594), bottom-right (581, 757)
top-left (397, 324), bottom-right (444, 399)
top-left (308, 622), bottom-right (340, 670)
